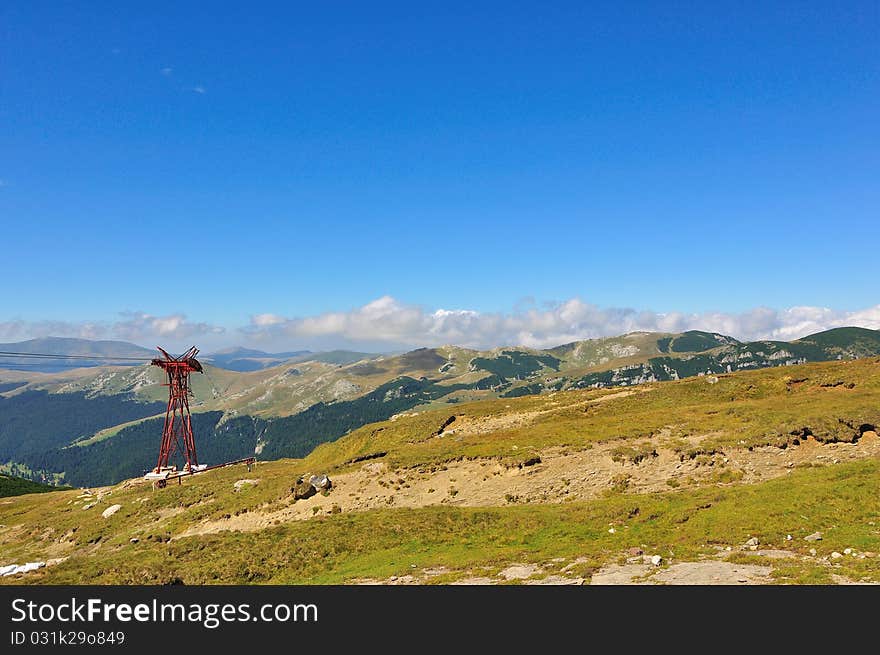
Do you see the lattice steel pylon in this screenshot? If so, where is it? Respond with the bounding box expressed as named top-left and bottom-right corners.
top-left (151, 346), bottom-right (203, 473)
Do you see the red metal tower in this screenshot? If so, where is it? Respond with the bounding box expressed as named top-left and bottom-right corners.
top-left (151, 346), bottom-right (203, 474)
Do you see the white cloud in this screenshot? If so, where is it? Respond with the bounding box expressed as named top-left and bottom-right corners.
top-left (242, 296), bottom-right (880, 351)
top-left (0, 312), bottom-right (225, 350)
top-left (0, 319), bottom-right (109, 342)
top-left (191, 86), bottom-right (205, 94)
top-left (112, 312), bottom-right (224, 341)
top-left (250, 313), bottom-right (286, 327)
top-left (161, 67), bottom-right (173, 76)
top-left (3, 299), bottom-right (879, 354)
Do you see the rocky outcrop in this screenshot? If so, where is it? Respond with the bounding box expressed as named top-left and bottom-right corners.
top-left (309, 474), bottom-right (332, 491)
top-left (233, 479), bottom-right (260, 492)
top-left (292, 477), bottom-right (317, 500)
top-left (101, 504), bottom-right (122, 518)
top-left (292, 473), bottom-right (333, 500)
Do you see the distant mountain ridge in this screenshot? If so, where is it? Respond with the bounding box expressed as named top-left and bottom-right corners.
top-left (202, 347), bottom-right (313, 372)
top-left (0, 337), bottom-right (156, 372)
top-left (1, 326), bottom-right (879, 487)
top-left (0, 338), bottom-right (377, 373)
top-left (201, 347), bottom-right (375, 371)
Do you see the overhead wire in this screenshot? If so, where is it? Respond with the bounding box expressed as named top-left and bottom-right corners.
top-left (0, 351), bottom-right (230, 399)
top-left (0, 350), bottom-right (155, 361)
top-left (0, 361), bottom-right (146, 370)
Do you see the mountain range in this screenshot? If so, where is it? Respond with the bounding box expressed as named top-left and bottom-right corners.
top-left (1, 326), bottom-right (879, 487)
top-left (3, 353), bottom-right (879, 585)
top-left (0, 338), bottom-right (374, 373)
top-left (0, 337), bottom-right (157, 372)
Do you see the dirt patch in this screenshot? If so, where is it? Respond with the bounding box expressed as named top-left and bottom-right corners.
top-left (176, 428), bottom-right (880, 538)
top-left (527, 575), bottom-right (585, 585)
top-left (356, 562), bottom-right (584, 585)
top-left (591, 563), bottom-right (654, 585)
top-left (652, 561), bottom-right (772, 585)
top-left (747, 549), bottom-right (798, 560)
top-left (498, 564), bottom-right (540, 580)
top-left (830, 574), bottom-right (880, 585)
top-left (591, 560), bottom-right (772, 585)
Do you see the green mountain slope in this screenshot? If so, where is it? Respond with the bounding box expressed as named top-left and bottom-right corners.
top-left (797, 326), bottom-right (880, 357)
top-left (0, 473), bottom-right (70, 497)
top-left (2, 327), bottom-right (879, 487)
top-left (2, 357), bottom-right (878, 585)
top-left (201, 347), bottom-right (313, 372)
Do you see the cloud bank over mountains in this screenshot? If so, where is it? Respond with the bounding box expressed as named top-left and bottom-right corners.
top-left (240, 296), bottom-right (880, 350)
top-left (2, 297), bottom-right (879, 352)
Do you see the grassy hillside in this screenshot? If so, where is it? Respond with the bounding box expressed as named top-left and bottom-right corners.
top-left (0, 474), bottom-right (70, 498)
top-left (2, 458), bottom-right (879, 585)
top-left (3, 327), bottom-right (879, 488)
top-left (1, 357), bottom-right (878, 585)
top-left (302, 357), bottom-right (880, 472)
top-left (797, 326), bottom-right (880, 357)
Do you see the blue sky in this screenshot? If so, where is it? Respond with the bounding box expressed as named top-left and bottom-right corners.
top-left (1, 2), bottom-right (878, 351)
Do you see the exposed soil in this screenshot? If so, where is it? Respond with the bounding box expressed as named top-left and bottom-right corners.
top-left (592, 560), bottom-right (772, 585)
top-left (350, 543), bottom-right (879, 586)
top-left (177, 431), bottom-right (880, 538)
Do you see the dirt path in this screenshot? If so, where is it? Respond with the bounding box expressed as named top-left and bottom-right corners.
top-left (177, 431), bottom-right (880, 538)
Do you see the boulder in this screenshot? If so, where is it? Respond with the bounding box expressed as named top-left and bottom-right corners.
top-left (831, 551), bottom-right (843, 560)
top-left (233, 479), bottom-right (260, 492)
top-left (309, 474), bottom-right (332, 491)
top-left (292, 477), bottom-right (317, 500)
top-left (745, 537), bottom-right (759, 547)
top-left (804, 531), bottom-right (823, 542)
top-left (650, 555), bottom-right (663, 566)
top-left (101, 504), bottom-right (121, 518)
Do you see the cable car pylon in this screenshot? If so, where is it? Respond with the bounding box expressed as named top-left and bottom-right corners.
top-left (144, 346), bottom-right (254, 489)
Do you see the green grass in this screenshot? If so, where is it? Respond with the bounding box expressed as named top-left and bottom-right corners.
top-left (666, 330), bottom-right (734, 353)
top-left (2, 458), bottom-right (878, 584)
top-left (301, 358), bottom-right (880, 473)
top-left (470, 351), bottom-right (561, 380)
top-left (2, 357), bottom-right (879, 585)
top-left (798, 326), bottom-right (880, 352)
top-left (13, 328), bottom-right (880, 490)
